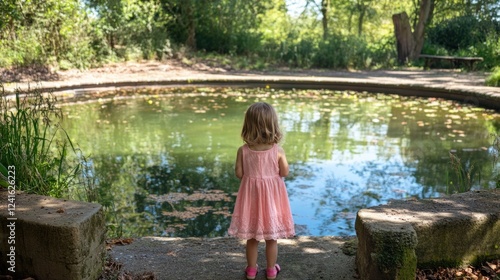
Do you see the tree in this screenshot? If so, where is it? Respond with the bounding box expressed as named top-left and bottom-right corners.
top-left (0, 0), bottom-right (95, 67)
top-left (392, 0), bottom-right (434, 64)
top-left (0, 0), bottom-right (21, 40)
top-left (162, 0), bottom-right (196, 50)
top-left (348, 0), bottom-right (376, 36)
top-left (321, 0), bottom-right (329, 39)
top-left (163, 0), bottom-right (267, 54)
top-left (184, 0), bottom-right (196, 50)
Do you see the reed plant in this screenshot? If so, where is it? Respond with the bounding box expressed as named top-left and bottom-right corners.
top-left (446, 133), bottom-right (500, 194)
top-left (448, 151), bottom-right (477, 194)
top-left (0, 85), bottom-right (90, 198)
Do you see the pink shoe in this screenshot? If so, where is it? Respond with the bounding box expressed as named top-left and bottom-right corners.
top-left (245, 265), bottom-right (258, 280)
top-left (266, 264), bottom-right (281, 280)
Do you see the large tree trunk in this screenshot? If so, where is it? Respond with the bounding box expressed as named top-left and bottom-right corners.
top-left (392, 0), bottom-right (434, 64)
top-left (392, 12), bottom-right (414, 64)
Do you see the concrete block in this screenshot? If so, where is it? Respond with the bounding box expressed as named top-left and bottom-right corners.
top-left (355, 189), bottom-right (500, 280)
top-left (356, 210), bottom-right (417, 280)
top-left (412, 191), bottom-right (500, 268)
top-left (0, 190), bottom-right (106, 280)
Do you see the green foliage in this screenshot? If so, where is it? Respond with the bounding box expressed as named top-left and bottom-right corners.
top-left (486, 67), bottom-right (500, 87)
top-left (314, 34), bottom-right (382, 69)
top-left (0, 162), bottom-right (8, 187)
top-left (0, 31), bottom-right (44, 67)
top-left (427, 15), bottom-right (499, 51)
top-left (0, 0), bottom-right (499, 70)
top-left (164, 0), bottom-right (265, 55)
top-left (279, 36), bottom-right (317, 68)
top-left (314, 35), bottom-right (352, 68)
top-left (90, 0), bottom-right (171, 60)
top-left (0, 87), bottom-right (89, 198)
top-left (366, 37), bottom-right (398, 69)
top-left (421, 43), bottom-right (450, 56)
top-left (0, 0), bottom-right (96, 69)
top-left (422, 15), bottom-right (500, 70)
top-left (473, 34), bottom-right (500, 69)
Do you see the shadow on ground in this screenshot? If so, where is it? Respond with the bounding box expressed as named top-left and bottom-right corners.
top-left (1, 65), bottom-right (59, 83)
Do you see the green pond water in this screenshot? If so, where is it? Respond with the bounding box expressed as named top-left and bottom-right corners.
top-left (60, 87), bottom-right (500, 237)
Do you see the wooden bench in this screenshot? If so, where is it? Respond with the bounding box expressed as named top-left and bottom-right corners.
top-left (419, 54), bottom-right (483, 70)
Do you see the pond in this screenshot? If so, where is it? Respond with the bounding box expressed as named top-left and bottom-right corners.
top-left (59, 87), bottom-right (500, 237)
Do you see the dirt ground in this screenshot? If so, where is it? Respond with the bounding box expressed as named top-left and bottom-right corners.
top-left (106, 236), bottom-right (358, 280)
top-left (0, 59), bottom-right (494, 91)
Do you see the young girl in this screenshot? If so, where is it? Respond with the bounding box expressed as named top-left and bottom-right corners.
top-left (228, 102), bottom-right (295, 280)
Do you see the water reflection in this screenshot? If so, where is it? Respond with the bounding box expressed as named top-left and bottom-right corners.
top-left (59, 88), bottom-right (500, 237)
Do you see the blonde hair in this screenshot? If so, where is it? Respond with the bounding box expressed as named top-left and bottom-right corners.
top-left (241, 102), bottom-right (282, 145)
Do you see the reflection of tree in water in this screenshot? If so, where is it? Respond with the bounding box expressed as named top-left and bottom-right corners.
top-left (282, 92), bottom-right (500, 236)
top-left (135, 154), bottom-right (240, 237)
top-left (90, 151), bottom-right (240, 238)
top-left (391, 99), bottom-right (500, 194)
top-left (91, 154), bottom-right (153, 238)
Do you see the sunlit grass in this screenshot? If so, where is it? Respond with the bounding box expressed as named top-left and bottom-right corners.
top-left (486, 67), bottom-right (500, 87)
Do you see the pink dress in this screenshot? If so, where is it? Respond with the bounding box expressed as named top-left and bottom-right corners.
top-left (228, 144), bottom-right (295, 240)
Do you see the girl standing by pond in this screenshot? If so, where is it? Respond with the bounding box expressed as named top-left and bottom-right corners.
top-left (228, 102), bottom-right (295, 280)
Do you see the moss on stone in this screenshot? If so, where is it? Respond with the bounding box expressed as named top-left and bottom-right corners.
top-left (396, 248), bottom-right (418, 280)
top-left (371, 225), bottom-right (418, 278)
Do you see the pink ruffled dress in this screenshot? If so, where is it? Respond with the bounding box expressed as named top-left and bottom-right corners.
top-left (228, 144), bottom-right (295, 240)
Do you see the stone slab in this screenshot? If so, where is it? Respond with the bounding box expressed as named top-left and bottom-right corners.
top-left (0, 190), bottom-right (106, 280)
top-left (356, 189), bottom-right (500, 280)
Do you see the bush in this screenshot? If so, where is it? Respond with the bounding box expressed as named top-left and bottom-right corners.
top-left (366, 36), bottom-right (398, 69)
top-left (312, 34), bottom-right (395, 69)
top-left (428, 15), bottom-right (499, 51)
top-left (313, 35), bottom-right (350, 69)
top-left (473, 34), bottom-right (500, 69)
top-left (0, 30), bottom-right (45, 67)
top-left (486, 67), bottom-right (500, 87)
top-left (423, 26), bottom-right (500, 70)
top-left (280, 37), bottom-right (317, 68)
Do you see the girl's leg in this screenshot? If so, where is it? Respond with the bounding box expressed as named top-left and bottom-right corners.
top-left (246, 239), bottom-right (259, 268)
top-left (265, 239), bottom-right (278, 269)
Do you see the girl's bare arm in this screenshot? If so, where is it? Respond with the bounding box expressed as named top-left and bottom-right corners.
top-left (235, 146), bottom-right (244, 180)
top-left (278, 146), bottom-right (289, 177)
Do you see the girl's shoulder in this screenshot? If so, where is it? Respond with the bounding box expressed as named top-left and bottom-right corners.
top-left (239, 144), bottom-right (248, 151)
top-left (276, 145), bottom-right (286, 154)
top-left (237, 145), bottom-right (245, 154)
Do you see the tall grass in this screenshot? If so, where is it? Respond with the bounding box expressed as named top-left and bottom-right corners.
top-left (0, 85), bottom-right (92, 198)
top-left (446, 134), bottom-right (500, 194)
top-left (447, 151), bottom-right (477, 194)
